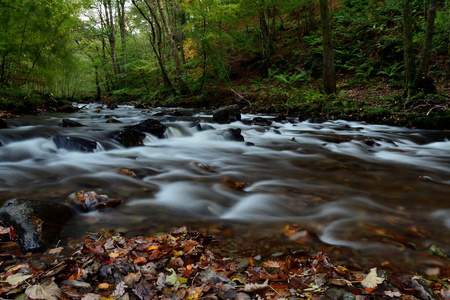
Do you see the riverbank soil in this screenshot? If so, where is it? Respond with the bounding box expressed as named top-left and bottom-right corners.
top-left (0, 225), bottom-right (448, 299)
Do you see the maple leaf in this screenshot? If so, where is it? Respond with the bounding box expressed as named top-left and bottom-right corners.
top-left (361, 268), bottom-right (384, 289)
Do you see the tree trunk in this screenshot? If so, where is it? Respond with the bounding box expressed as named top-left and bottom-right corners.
top-left (319, 0), bottom-right (336, 95)
top-left (415, 0), bottom-right (438, 94)
top-left (156, 0), bottom-right (187, 94)
top-left (132, 0), bottom-right (177, 95)
top-left (103, 0), bottom-right (119, 78)
top-left (259, 6), bottom-right (271, 77)
top-left (403, 0), bottom-right (415, 98)
top-left (1, 52), bottom-right (7, 84)
top-left (117, 0), bottom-right (127, 86)
top-left (17, 10), bottom-right (31, 86)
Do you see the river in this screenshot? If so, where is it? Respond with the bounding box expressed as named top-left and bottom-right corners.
top-left (1, 104), bottom-right (449, 273)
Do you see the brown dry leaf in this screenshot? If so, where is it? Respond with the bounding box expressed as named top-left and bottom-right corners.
top-left (48, 247), bottom-right (64, 255)
top-left (133, 256), bottom-right (147, 264)
top-left (185, 287), bottom-right (204, 300)
top-left (25, 278), bottom-right (62, 300)
top-left (124, 272), bottom-right (141, 286)
top-left (222, 177), bottom-right (246, 190)
top-left (263, 261), bottom-right (282, 268)
top-left (242, 279), bottom-right (269, 292)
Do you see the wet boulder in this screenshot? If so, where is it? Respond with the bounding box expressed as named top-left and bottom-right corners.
top-left (273, 115), bottom-right (288, 123)
top-left (60, 118), bottom-right (85, 127)
top-left (213, 105), bottom-right (241, 123)
top-left (111, 128), bottom-right (146, 147)
top-left (190, 119), bottom-right (203, 131)
top-left (308, 117), bottom-right (326, 124)
top-left (53, 135), bottom-right (98, 152)
top-left (0, 198), bottom-right (74, 252)
top-left (127, 118), bottom-right (167, 138)
top-left (0, 118), bottom-right (7, 129)
top-left (222, 128), bottom-right (245, 142)
top-left (252, 117), bottom-right (272, 126)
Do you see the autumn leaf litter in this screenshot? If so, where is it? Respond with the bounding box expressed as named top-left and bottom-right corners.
top-left (0, 226), bottom-right (449, 299)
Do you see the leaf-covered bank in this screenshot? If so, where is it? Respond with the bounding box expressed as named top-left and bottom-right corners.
top-left (0, 226), bottom-right (448, 299)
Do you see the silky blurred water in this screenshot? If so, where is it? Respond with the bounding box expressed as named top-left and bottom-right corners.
top-left (1, 104), bottom-right (449, 271)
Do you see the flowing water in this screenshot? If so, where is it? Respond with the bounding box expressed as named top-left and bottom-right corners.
top-left (1, 104), bottom-right (449, 272)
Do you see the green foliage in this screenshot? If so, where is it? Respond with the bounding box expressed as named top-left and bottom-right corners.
top-left (271, 68), bottom-right (310, 87)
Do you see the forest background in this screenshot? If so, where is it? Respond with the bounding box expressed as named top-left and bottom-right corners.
top-left (0, 0), bottom-right (449, 129)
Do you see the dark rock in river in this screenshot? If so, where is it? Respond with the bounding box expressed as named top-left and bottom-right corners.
top-left (0, 118), bottom-right (7, 129)
top-left (252, 117), bottom-right (272, 126)
top-left (273, 115), bottom-right (287, 123)
top-left (223, 128), bottom-right (245, 142)
top-left (53, 100), bottom-right (79, 113)
top-left (111, 128), bottom-right (146, 147)
top-left (53, 135), bottom-right (98, 152)
top-left (308, 117), bottom-right (326, 124)
top-left (60, 118), bottom-right (85, 127)
top-left (128, 118), bottom-right (167, 138)
top-left (105, 116), bottom-right (121, 123)
top-left (0, 198), bottom-right (74, 252)
top-left (213, 105), bottom-right (241, 123)
top-left (190, 119), bottom-right (203, 131)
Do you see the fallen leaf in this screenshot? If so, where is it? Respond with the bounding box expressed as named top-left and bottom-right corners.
top-left (134, 256), bottom-right (147, 264)
top-left (25, 278), bottom-right (62, 300)
top-left (48, 247), bottom-right (64, 255)
top-left (361, 268), bottom-right (384, 288)
top-left (242, 279), bottom-right (269, 292)
top-left (384, 290), bottom-right (402, 297)
top-left (5, 273), bottom-right (32, 285)
top-left (165, 268), bottom-right (179, 286)
top-left (111, 281), bottom-right (127, 297)
top-left (98, 283), bottom-right (109, 289)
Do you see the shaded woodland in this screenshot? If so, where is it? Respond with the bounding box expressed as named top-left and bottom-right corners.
top-left (0, 0), bottom-right (449, 128)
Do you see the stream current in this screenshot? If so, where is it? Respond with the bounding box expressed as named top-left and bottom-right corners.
top-left (0, 104), bottom-right (449, 272)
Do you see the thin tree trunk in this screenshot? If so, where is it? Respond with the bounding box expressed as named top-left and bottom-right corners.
top-left (132, 0), bottom-right (177, 95)
top-left (403, 0), bottom-right (415, 98)
top-left (156, 0), bottom-right (187, 93)
top-left (419, 0), bottom-right (437, 77)
top-left (259, 5), bottom-right (271, 77)
top-left (18, 10), bottom-right (31, 86)
top-left (117, 0), bottom-right (127, 86)
top-left (1, 52), bottom-right (7, 83)
top-left (319, 0), bottom-right (336, 95)
top-left (103, 0), bottom-right (119, 78)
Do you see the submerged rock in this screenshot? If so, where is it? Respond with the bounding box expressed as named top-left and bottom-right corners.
top-left (53, 135), bottom-right (98, 152)
top-left (222, 128), bottom-right (245, 142)
top-left (0, 118), bottom-right (7, 129)
top-left (60, 119), bottom-right (85, 127)
top-left (111, 118), bottom-right (167, 147)
top-left (111, 128), bottom-right (146, 147)
top-left (128, 118), bottom-right (167, 138)
top-left (252, 117), bottom-right (272, 126)
top-left (0, 198), bottom-right (74, 252)
top-left (213, 105), bottom-right (241, 123)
